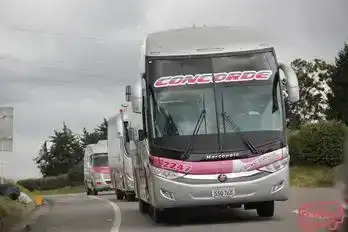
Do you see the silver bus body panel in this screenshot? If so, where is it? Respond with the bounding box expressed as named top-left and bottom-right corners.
top-left (108, 113), bottom-right (135, 194)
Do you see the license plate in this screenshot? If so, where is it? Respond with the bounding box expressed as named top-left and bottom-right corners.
top-left (212, 187), bottom-right (235, 198)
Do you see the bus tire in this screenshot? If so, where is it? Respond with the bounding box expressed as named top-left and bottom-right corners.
top-left (85, 183), bottom-right (92, 195)
top-left (256, 201), bottom-right (274, 218)
top-left (116, 189), bottom-right (124, 200)
top-left (150, 206), bottom-right (164, 224)
top-left (93, 189), bottom-right (98, 196)
top-left (126, 193), bottom-right (136, 202)
top-left (139, 200), bottom-right (148, 214)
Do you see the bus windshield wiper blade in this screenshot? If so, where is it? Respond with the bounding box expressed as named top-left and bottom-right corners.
top-left (221, 112), bottom-right (258, 154)
top-left (181, 109), bottom-right (206, 160)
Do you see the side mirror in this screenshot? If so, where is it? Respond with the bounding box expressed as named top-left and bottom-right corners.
top-left (138, 129), bottom-right (146, 141)
top-left (130, 81), bottom-right (143, 114)
top-left (115, 115), bottom-right (123, 138)
top-left (125, 85), bottom-right (131, 102)
top-left (279, 63), bottom-right (299, 103)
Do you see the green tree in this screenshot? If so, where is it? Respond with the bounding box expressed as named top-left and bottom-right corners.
top-left (285, 58), bottom-right (332, 129)
top-left (80, 128), bottom-right (100, 148)
top-left (95, 118), bottom-right (108, 140)
top-left (326, 43), bottom-right (348, 123)
top-left (34, 123), bottom-right (83, 177)
top-left (80, 118), bottom-right (108, 148)
top-left (34, 141), bottom-right (53, 177)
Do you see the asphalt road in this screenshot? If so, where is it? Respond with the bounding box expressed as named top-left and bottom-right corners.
top-left (16, 188), bottom-right (341, 232)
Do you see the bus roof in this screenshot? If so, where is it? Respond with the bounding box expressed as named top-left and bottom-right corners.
top-left (145, 26), bottom-right (273, 57)
top-left (85, 141), bottom-right (107, 155)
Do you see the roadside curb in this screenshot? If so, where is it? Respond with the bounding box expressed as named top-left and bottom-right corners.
top-left (0, 202), bottom-right (35, 232)
top-left (1, 199), bottom-right (53, 232)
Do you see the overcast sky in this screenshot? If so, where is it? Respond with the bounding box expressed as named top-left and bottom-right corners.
top-left (0, 0), bottom-right (347, 179)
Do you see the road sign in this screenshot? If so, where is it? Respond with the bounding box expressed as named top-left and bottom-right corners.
top-left (0, 106), bottom-right (14, 152)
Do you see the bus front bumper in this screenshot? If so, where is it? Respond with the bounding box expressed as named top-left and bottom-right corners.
top-left (151, 165), bottom-right (289, 209)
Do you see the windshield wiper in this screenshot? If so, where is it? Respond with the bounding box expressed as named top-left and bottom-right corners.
top-left (181, 108), bottom-right (206, 160)
top-left (149, 85), bottom-right (179, 136)
top-left (220, 112), bottom-right (258, 154)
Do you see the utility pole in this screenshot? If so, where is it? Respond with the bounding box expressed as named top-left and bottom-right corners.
top-left (0, 161), bottom-right (8, 184)
top-left (0, 107), bottom-right (14, 184)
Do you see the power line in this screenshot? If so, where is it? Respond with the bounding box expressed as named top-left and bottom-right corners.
top-left (3, 25), bottom-right (111, 43)
top-left (1, 25), bottom-right (145, 44)
top-left (1, 58), bottom-right (137, 85)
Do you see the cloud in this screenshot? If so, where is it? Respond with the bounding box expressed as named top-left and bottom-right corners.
top-left (0, 0), bottom-right (347, 179)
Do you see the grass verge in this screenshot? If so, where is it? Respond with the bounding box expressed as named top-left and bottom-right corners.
top-left (290, 165), bottom-right (335, 187)
top-left (33, 185), bottom-right (85, 195)
top-left (0, 196), bottom-right (29, 218)
top-left (0, 185), bottom-right (36, 219)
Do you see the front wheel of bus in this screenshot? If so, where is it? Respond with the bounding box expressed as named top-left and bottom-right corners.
top-left (116, 189), bottom-right (124, 200)
top-left (139, 200), bottom-right (148, 214)
top-left (256, 201), bottom-right (274, 218)
top-left (150, 206), bottom-right (164, 223)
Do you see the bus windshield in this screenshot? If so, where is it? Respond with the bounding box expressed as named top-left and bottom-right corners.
top-left (92, 153), bottom-right (108, 167)
top-left (146, 50), bottom-right (285, 159)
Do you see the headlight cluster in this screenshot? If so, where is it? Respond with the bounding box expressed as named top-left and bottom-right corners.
top-left (258, 157), bottom-right (290, 173)
top-left (150, 166), bottom-right (185, 180)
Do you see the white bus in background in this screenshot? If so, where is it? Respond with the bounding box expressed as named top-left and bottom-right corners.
top-left (84, 140), bottom-right (112, 195)
top-left (126, 25), bottom-right (300, 223)
top-left (108, 106), bottom-right (136, 201)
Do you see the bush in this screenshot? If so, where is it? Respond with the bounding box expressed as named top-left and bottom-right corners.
top-left (16, 179), bottom-right (38, 192)
top-left (17, 165), bottom-right (84, 191)
top-left (37, 175), bottom-right (70, 190)
top-left (288, 120), bottom-right (347, 167)
top-left (67, 163), bottom-right (84, 186)
top-left (17, 174), bottom-right (70, 191)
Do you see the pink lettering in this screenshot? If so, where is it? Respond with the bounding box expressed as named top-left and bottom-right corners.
top-left (225, 72), bottom-right (242, 81)
top-left (181, 75), bottom-right (198, 85)
top-left (213, 73), bottom-right (228, 83)
top-left (196, 74), bottom-right (211, 84)
top-left (154, 77), bottom-right (171, 87)
top-left (240, 71), bottom-right (256, 80)
top-left (255, 70), bottom-right (272, 80)
top-left (153, 70), bottom-right (273, 88)
top-left (168, 76), bottom-right (184, 86)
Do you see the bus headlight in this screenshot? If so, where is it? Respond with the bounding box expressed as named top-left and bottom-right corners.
top-left (151, 166), bottom-right (185, 180)
top-left (258, 157), bottom-right (290, 173)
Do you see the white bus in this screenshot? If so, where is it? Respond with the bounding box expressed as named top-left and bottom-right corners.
top-left (108, 107), bottom-right (136, 201)
top-left (126, 26), bottom-right (299, 223)
top-left (84, 140), bottom-right (112, 195)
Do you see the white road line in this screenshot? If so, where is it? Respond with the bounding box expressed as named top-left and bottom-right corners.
top-left (88, 196), bottom-right (122, 232)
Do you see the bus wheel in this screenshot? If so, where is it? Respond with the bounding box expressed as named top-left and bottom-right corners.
top-left (85, 184), bottom-right (92, 195)
top-left (116, 189), bottom-right (124, 200)
top-left (93, 189), bottom-right (98, 196)
top-left (256, 201), bottom-right (274, 218)
top-left (150, 206), bottom-right (163, 224)
top-left (139, 200), bottom-right (148, 214)
top-left (126, 193), bottom-right (136, 202)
